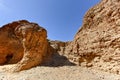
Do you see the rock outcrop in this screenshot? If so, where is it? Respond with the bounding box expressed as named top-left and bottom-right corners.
top-left (0, 20), bottom-right (48, 72)
top-left (59, 0), bottom-right (120, 74)
top-left (1, 0), bottom-right (120, 75)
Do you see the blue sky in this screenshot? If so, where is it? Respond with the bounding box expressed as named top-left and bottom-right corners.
top-left (0, 0), bottom-right (100, 41)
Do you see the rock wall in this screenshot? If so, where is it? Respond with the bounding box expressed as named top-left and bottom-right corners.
top-left (60, 0), bottom-right (120, 74)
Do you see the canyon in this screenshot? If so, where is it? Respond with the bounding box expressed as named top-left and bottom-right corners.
top-left (0, 0), bottom-right (120, 80)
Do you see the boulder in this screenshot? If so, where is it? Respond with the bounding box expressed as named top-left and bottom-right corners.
top-left (0, 20), bottom-right (48, 72)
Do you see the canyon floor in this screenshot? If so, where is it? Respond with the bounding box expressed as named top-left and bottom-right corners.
top-left (0, 66), bottom-right (120, 80)
top-left (0, 52), bottom-right (120, 80)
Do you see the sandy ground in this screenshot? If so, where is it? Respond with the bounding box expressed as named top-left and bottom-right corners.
top-left (0, 66), bottom-right (120, 80)
top-left (0, 53), bottom-right (120, 80)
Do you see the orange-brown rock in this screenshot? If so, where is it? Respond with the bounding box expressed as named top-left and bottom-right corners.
top-left (45, 0), bottom-right (120, 74)
top-left (58, 0), bottom-right (120, 74)
top-left (0, 20), bottom-right (48, 72)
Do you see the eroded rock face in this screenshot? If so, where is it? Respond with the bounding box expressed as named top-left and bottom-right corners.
top-left (59, 0), bottom-right (120, 74)
top-left (0, 20), bottom-right (48, 72)
top-left (1, 0), bottom-right (120, 74)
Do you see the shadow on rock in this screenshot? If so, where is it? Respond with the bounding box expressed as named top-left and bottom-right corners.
top-left (41, 53), bottom-right (76, 67)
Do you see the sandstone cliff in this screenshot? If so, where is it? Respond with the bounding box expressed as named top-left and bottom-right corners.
top-left (59, 0), bottom-right (120, 74)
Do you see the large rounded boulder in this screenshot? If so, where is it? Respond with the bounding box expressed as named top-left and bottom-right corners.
top-left (0, 20), bottom-right (48, 72)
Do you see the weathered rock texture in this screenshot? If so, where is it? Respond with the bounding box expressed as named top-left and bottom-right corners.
top-left (1, 0), bottom-right (120, 75)
top-left (0, 20), bottom-right (48, 72)
top-left (57, 0), bottom-right (120, 74)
